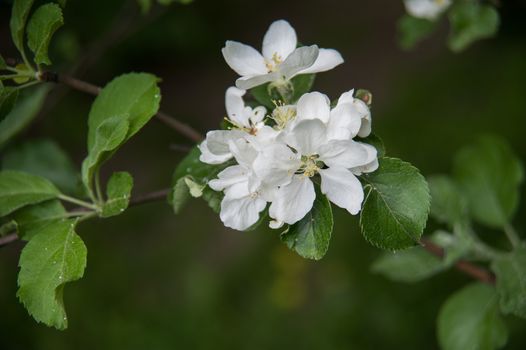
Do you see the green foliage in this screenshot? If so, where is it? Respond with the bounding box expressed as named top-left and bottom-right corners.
top-left (0, 170), bottom-right (60, 217)
top-left (11, 200), bottom-right (67, 240)
top-left (0, 86), bottom-right (49, 150)
top-left (86, 73), bottom-right (160, 150)
top-left (281, 185), bottom-right (333, 260)
top-left (290, 74), bottom-right (315, 102)
top-left (27, 3), bottom-right (64, 65)
top-left (453, 136), bottom-right (523, 228)
top-left (448, 2), bottom-right (500, 52)
top-left (438, 283), bottom-right (508, 350)
top-left (397, 15), bottom-right (437, 50)
top-left (10, 0), bottom-right (35, 57)
top-left (0, 54), bottom-right (6, 69)
top-left (81, 116), bottom-right (129, 194)
top-left (17, 219), bottom-right (87, 330)
top-left (171, 146), bottom-right (232, 214)
top-left (492, 246), bottom-right (526, 319)
top-left (360, 157), bottom-right (430, 250)
top-left (250, 73), bottom-right (316, 108)
top-left (371, 246), bottom-right (443, 283)
top-left (428, 175), bottom-right (467, 227)
top-left (2, 139), bottom-right (80, 195)
top-left (101, 172), bottom-right (133, 218)
top-left (0, 87), bottom-right (19, 121)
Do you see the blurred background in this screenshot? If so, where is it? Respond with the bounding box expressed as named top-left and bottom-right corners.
top-left (1, 0), bottom-right (526, 348)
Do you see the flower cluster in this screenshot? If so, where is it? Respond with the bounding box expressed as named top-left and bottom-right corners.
top-left (403, 0), bottom-right (452, 20)
top-left (199, 20), bottom-right (378, 231)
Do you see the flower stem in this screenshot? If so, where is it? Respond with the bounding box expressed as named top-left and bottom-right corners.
top-left (504, 223), bottom-right (520, 248)
top-left (58, 194), bottom-right (98, 210)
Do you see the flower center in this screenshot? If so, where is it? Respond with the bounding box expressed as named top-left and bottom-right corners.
top-left (265, 52), bottom-right (283, 72)
top-left (298, 154), bottom-right (322, 177)
top-left (271, 104), bottom-right (296, 130)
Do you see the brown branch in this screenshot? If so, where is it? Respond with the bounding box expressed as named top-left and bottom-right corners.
top-left (0, 188), bottom-right (171, 249)
top-left (420, 238), bottom-right (496, 285)
top-left (40, 72), bottom-right (204, 143)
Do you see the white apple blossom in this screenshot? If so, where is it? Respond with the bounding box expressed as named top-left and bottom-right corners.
top-left (404, 0), bottom-right (452, 20)
top-left (222, 19), bottom-right (344, 90)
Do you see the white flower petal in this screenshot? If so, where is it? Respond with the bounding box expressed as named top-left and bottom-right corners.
top-left (326, 102), bottom-right (362, 141)
top-left (262, 19), bottom-right (297, 60)
top-left (209, 165), bottom-right (249, 192)
top-left (319, 140), bottom-right (374, 169)
top-left (285, 119), bottom-right (328, 155)
top-left (198, 139), bottom-right (232, 164)
top-left (228, 138), bottom-right (258, 169)
top-left (337, 89), bottom-right (355, 105)
top-left (296, 92), bottom-right (331, 123)
top-left (319, 167), bottom-right (364, 215)
top-left (250, 106), bottom-right (267, 124)
top-left (269, 220), bottom-right (284, 229)
top-left (269, 175), bottom-right (315, 225)
top-left (349, 143), bottom-right (379, 175)
top-left (404, 0), bottom-right (451, 20)
top-left (220, 195), bottom-right (267, 231)
top-left (297, 48), bottom-right (344, 75)
top-left (199, 130), bottom-right (245, 164)
top-left (235, 73), bottom-right (278, 90)
top-left (222, 41), bottom-right (268, 76)
top-left (278, 45), bottom-right (319, 80)
top-left (225, 87), bottom-right (250, 126)
top-left (253, 143), bottom-right (300, 187)
top-left (353, 99), bottom-right (372, 138)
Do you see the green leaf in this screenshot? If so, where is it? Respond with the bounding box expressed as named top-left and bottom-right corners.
top-left (0, 85), bottom-right (49, 150)
top-left (0, 54), bottom-right (6, 69)
top-left (356, 133), bottom-right (385, 158)
top-left (10, 0), bottom-right (35, 56)
top-left (0, 220), bottom-right (17, 236)
top-left (0, 170), bottom-right (60, 217)
top-left (360, 157), bottom-right (430, 250)
top-left (453, 136), bottom-right (523, 228)
top-left (2, 139), bottom-right (79, 195)
top-left (397, 15), bottom-right (437, 50)
top-left (101, 172), bottom-right (133, 218)
top-left (27, 3), bottom-right (64, 65)
top-left (249, 84), bottom-right (275, 110)
top-left (438, 283), bottom-right (508, 350)
top-left (11, 200), bottom-right (66, 240)
top-left (81, 116), bottom-right (129, 193)
top-left (492, 246), bottom-right (526, 319)
top-left (171, 146), bottom-right (232, 213)
top-left (371, 246), bottom-right (443, 283)
top-left (431, 229), bottom-right (473, 267)
top-left (137, 0), bottom-right (152, 13)
top-left (428, 175), bottom-right (468, 226)
top-left (281, 186), bottom-right (333, 260)
top-left (448, 3), bottom-right (500, 52)
top-left (171, 176), bottom-right (190, 214)
top-left (0, 87), bottom-right (19, 121)
top-left (87, 73), bottom-right (160, 150)
top-left (17, 218), bottom-right (87, 330)
top-left (291, 74), bottom-right (315, 102)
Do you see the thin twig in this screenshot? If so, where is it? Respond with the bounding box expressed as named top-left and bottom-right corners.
top-left (0, 188), bottom-right (171, 248)
top-left (420, 238), bottom-right (496, 285)
top-left (39, 71), bottom-right (204, 142)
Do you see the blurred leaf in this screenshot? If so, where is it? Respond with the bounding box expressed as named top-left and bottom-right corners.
top-left (372, 246), bottom-right (443, 283)
top-left (171, 176), bottom-right (190, 214)
top-left (453, 135), bottom-right (523, 228)
top-left (0, 85), bottom-right (49, 150)
top-left (356, 133), bottom-right (385, 158)
top-left (291, 74), bottom-right (315, 103)
top-left (0, 220), bottom-right (17, 236)
top-left (171, 146), bottom-right (232, 213)
top-left (137, 0), bottom-right (152, 13)
top-left (0, 87), bottom-right (19, 121)
top-left (431, 229), bottom-right (473, 266)
top-left (101, 172), bottom-right (133, 218)
top-left (184, 176), bottom-right (205, 197)
top-left (438, 283), bottom-right (508, 350)
top-left (10, 0), bottom-right (35, 56)
top-left (360, 157), bottom-right (430, 250)
top-left (17, 218), bottom-right (87, 330)
top-left (281, 186), bottom-right (333, 260)
top-left (428, 175), bottom-right (468, 226)
top-left (27, 3), bottom-right (64, 65)
top-left (2, 139), bottom-right (79, 195)
top-left (11, 200), bottom-right (66, 240)
top-left (492, 246), bottom-right (526, 319)
top-left (398, 14), bottom-right (437, 50)
top-left (55, 0), bottom-right (67, 7)
top-left (87, 73), bottom-right (160, 150)
top-left (0, 54), bottom-right (6, 69)
top-left (81, 116), bottom-right (129, 193)
top-left (250, 83), bottom-right (275, 110)
top-left (0, 170), bottom-right (60, 217)
top-left (448, 3), bottom-right (499, 52)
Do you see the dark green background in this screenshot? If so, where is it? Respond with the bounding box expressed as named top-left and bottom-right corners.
top-left (1, 0), bottom-right (525, 348)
